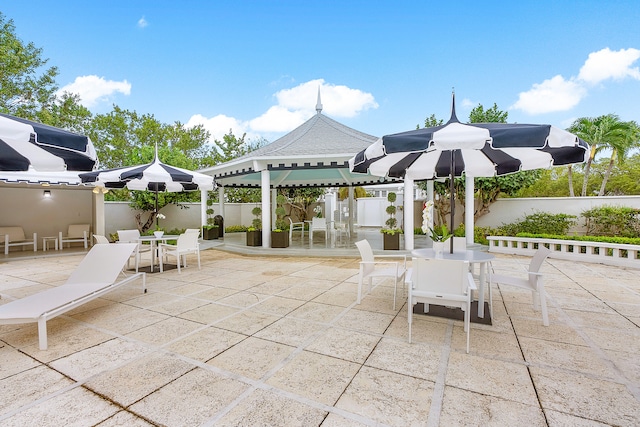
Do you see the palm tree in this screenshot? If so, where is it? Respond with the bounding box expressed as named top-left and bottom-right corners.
top-left (568, 114), bottom-right (638, 196)
top-left (597, 120), bottom-right (640, 196)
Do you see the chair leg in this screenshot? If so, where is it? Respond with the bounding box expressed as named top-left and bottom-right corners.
top-left (197, 250), bottom-right (201, 270)
top-left (408, 300), bottom-right (413, 344)
top-left (357, 267), bottom-right (364, 304)
top-left (538, 280), bottom-right (549, 326)
top-left (393, 277), bottom-right (397, 310)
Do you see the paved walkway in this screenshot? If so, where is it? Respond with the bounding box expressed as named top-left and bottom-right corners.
top-left (1, 247), bottom-right (639, 426)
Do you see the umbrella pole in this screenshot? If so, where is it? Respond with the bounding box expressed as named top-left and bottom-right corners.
top-left (450, 151), bottom-right (455, 254)
top-left (155, 187), bottom-right (159, 228)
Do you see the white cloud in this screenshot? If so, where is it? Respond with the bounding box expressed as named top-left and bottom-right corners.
top-left (511, 75), bottom-right (586, 115)
top-left (461, 98), bottom-right (475, 109)
top-left (577, 47), bottom-right (640, 84)
top-left (185, 114), bottom-right (250, 142)
top-left (187, 79), bottom-right (378, 142)
top-left (57, 75), bottom-right (131, 108)
top-left (137, 16), bottom-right (148, 28)
top-left (511, 47), bottom-right (640, 115)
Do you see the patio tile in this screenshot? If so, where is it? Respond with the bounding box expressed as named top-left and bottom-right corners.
top-left (96, 410), bottom-right (155, 426)
top-left (321, 413), bottom-right (372, 426)
top-left (129, 367), bottom-right (248, 426)
top-left (216, 291), bottom-right (270, 308)
top-left (365, 336), bottom-right (440, 381)
top-left (1, 386), bottom-right (119, 427)
top-left (544, 409), bottom-right (612, 426)
top-left (519, 336), bottom-right (618, 379)
top-left (215, 388), bottom-right (327, 426)
top-left (286, 301), bottom-right (347, 323)
top-left (50, 338), bottom-right (150, 380)
top-left (306, 327), bottom-right (380, 364)
top-left (384, 314), bottom-right (449, 344)
top-left (84, 353), bottom-right (195, 407)
top-left (208, 336), bottom-right (294, 380)
top-left (254, 317), bottom-right (326, 347)
top-left (125, 316), bottom-right (203, 346)
top-left (531, 366), bottom-right (640, 426)
top-left (581, 325), bottom-right (640, 354)
top-left (214, 310), bottom-right (280, 335)
top-left (446, 351), bottom-right (538, 406)
top-left (177, 302), bottom-right (240, 325)
top-left (334, 365), bottom-right (433, 427)
top-left (190, 286), bottom-right (238, 301)
top-left (166, 326), bottom-right (246, 362)
top-left (511, 317), bottom-right (587, 346)
top-left (439, 386), bottom-right (546, 426)
top-left (0, 365), bottom-right (72, 415)
top-left (266, 351), bottom-right (360, 406)
top-left (0, 344), bottom-right (40, 380)
top-left (333, 308), bottom-right (395, 334)
top-left (253, 295), bottom-right (306, 316)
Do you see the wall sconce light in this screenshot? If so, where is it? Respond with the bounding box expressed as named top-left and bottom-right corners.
top-left (43, 190), bottom-right (51, 198)
top-left (92, 187), bottom-right (110, 194)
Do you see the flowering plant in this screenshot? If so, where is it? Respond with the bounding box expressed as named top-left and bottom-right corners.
top-left (422, 200), bottom-right (451, 242)
top-left (313, 205), bottom-right (322, 218)
top-left (155, 213), bottom-right (166, 231)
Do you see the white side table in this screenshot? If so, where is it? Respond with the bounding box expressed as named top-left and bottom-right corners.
top-left (42, 236), bottom-right (59, 251)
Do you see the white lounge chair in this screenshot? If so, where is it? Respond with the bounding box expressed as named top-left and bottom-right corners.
top-left (59, 224), bottom-right (90, 249)
top-left (288, 217), bottom-right (304, 242)
top-left (0, 243), bottom-right (146, 350)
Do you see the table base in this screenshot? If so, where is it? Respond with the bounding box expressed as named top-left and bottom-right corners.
top-left (412, 302), bottom-right (492, 325)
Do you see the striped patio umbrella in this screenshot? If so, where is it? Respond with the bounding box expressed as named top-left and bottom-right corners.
top-left (349, 94), bottom-right (590, 251)
top-left (79, 144), bottom-right (214, 216)
top-left (0, 113), bottom-right (97, 172)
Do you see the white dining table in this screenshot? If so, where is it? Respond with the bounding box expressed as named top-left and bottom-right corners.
top-left (411, 248), bottom-right (495, 318)
top-left (137, 235), bottom-right (179, 273)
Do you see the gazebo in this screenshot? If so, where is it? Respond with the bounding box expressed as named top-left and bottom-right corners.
top-left (200, 93), bottom-right (397, 247)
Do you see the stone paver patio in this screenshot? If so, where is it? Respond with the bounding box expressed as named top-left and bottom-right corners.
top-left (1, 248), bottom-right (639, 426)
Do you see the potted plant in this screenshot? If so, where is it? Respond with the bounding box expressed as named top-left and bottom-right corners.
top-left (246, 205), bottom-right (262, 246)
top-left (381, 192), bottom-right (402, 250)
top-left (202, 197), bottom-right (220, 240)
top-left (429, 224), bottom-right (452, 255)
top-left (154, 213), bottom-right (166, 238)
top-left (271, 194), bottom-right (289, 248)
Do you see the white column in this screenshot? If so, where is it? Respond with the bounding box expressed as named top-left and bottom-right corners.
top-left (261, 170), bottom-right (271, 248)
top-left (427, 180), bottom-right (434, 244)
top-left (404, 177), bottom-right (414, 250)
top-left (200, 189), bottom-right (207, 227)
top-left (348, 186), bottom-right (354, 235)
top-left (218, 186), bottom-right (225, 220)
top-left (93, 190), bottom-right (105, 238)
top-left (465, 175), bottom-right (474, 245)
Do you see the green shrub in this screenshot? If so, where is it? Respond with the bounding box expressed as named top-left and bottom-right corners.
top-left (498, 212), bottom-right (576, 236)
top-left (582, 205), bottom-right (640, 238)
top-left (226, 225), bottom-right (248, 233)
top-left (517, 232), bottom-right (640, 246)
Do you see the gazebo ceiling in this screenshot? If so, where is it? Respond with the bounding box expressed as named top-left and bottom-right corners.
top-left (200, 109), bottom-right (399, 189)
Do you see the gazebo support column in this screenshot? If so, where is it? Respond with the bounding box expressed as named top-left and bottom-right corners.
top-left (404, 177), bottom-right (414, 250)
top-left (348, 186), bottom-right (354, 236)
top-left (465, 175), bottom-right (474, 245)
top-left (200, 189), bottom-right (207, 228)
top-left (218, 186), bottom-right (225, 222)
top-left (261, 170), bottom-right (271, 248)
top-left (427, 180), bottom-right (434, 245)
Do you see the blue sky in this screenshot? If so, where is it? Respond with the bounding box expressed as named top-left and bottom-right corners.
top-left (3, 1), bottom-right (640, 144)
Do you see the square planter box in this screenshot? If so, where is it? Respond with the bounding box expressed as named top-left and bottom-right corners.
top-left (383, 232), bottom-right (401, 250)
top-left (202, 227), bottom-right (220, 240)
top-left (271, 231), bottom-right (289, 248)
top-left (246, 230), bottom-right (262, 246)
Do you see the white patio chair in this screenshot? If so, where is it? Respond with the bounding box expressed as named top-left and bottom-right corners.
top-left (288, 217), bottom-right (304, 242)
top-left (310, 217), bottom-right (327, 245)
top-left (117, 229), bottom-right (151, 273)
top-left (185, 228), bottom-right (201, 236)
top-left (159, 232), bottom-right (201, 273)
top-left (355, 239), bottom-right (407, 310)
top-left (59, 224), bottom-right (90, 249)
top-left (490, 246), bottom-right (552, 326)
top-left (409, 257), bottom-right (476, 353)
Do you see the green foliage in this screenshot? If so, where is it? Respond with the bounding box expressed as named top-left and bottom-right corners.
top-left (380, 228), bottom-right (403, 235)
top-left (429, 224), bottom-right (451, 242)
top-left (582, 205), bottom-right (640, 237)
top-left (452, 223), bottom-right (465, 237)
top-left (422, 114), bottom-right (444, 128)
top-left (274, 194), bottom-right (287, 230)
top-left (499, 212), bottom-right (577, 236)
top-left (384, 192), bottom-right (398, 230)
top-left (0, 13), bottom-right (60, 119)
top-left (281, 187), bottom-right (325, 222)
top-left (225, 225), bottom-right (248, 233)
top-left (516, 233), bottom-right (640, 246)
top-left (338, 186), bottom-right (368, 199)
top-left (251, 205), bottom-right (262, 229)
top-left (468, 103), bottom-right (508, 123)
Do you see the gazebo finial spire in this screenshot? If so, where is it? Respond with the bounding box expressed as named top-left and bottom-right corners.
top-left (447, 88), bottom-right (459, 124)
top-left (315, 86), bottom-right (323, 114)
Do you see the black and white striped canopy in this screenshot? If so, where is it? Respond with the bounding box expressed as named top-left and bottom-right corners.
top-left (0, 113), bottom-right (97, 172)
top-left (349, 101), bottom-right (589, 180)
top-left (79, 146), bottom-right (214, 193)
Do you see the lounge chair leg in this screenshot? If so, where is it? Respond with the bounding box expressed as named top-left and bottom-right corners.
top-left (38, 318), bottom-right (48, 350)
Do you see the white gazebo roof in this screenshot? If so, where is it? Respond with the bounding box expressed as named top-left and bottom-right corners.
top-left (201, 107), bottom-right (397, 188)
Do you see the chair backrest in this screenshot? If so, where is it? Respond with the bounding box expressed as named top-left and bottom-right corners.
top-left (66, 243), bottom-right (137, 285)
top-left (177, 232), bottom-right (199, 250)
top-left (312, 217), bottom-right (326, 230)
top-left (93, 234), bottom-right (110, 244)
top-left (413, 258), bottom-right (471, 295)
top-left (117, 229), bottom-right (140, 243)
top-left (355, 240), bottom-right (375, 275)
top-left (529, 246), bottom-right (552, 273)
top-left (185, 228), bottom-right (200, 236)
top-left (67, 224), bottom-right (90, 238)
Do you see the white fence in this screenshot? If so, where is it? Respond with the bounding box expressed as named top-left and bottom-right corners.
top-left (487, 236), bottom-right (640, 269)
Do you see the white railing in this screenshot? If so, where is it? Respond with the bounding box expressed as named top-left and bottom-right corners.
top-left (487, 236), bottom-right (640, 269)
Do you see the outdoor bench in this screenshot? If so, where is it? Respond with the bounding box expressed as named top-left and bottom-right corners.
top-left (0, 226), bottom-right (37, 255)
